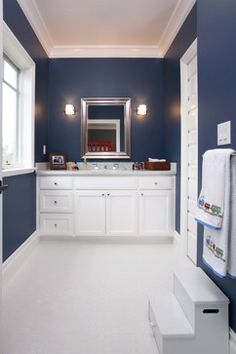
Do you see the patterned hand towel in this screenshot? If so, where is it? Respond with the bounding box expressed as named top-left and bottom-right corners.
top-left (195, 149), bottom-right (234, 229)
top-left (200, 149), bottom-right (235, 277)
top-left (228, 155), bottom-right (236, 277)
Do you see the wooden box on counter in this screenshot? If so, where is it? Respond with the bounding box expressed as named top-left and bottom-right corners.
top-left (144, 161), bottom-right (170, 170)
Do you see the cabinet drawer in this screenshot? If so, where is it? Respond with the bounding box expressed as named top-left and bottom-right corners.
top-left (40, 214), bottom-right (73, 235)
top-left (74, 177), bottom-right (137, 190)
top-left (40, 176), bottom-right (73, 190)
top-left (40, 191), bottom-right (73, 213)
top-left (138, 177), bottom-right (172, 190)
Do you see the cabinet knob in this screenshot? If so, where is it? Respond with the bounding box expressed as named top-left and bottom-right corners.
top-left (154, 182), bottom-right (158, 186)
top-left (54, 200), bottom-right (57, 204)
top-left (107, 193), bottom-right (110, 196)
top-left (102, 193), bottom-right (105, 196)
top-left (54, 223), bottom-right (57, 228)
top-left (54, 182), bottom-right (58, 186)
top-left (141, 193), bottom-right (144, 196)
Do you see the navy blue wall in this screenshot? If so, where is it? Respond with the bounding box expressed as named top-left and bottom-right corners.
top-left (197, 0), bottom-right (236, 332)
top-left (48, 58), bottom-right (165, 161)
top-left (3, 0), bottom-right (49, 260)
top-left (164, 4), bottom-right (197, 232)
top-left (3, 174), bottom-right (36, 261)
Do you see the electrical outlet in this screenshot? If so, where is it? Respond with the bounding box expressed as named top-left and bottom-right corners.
top-left (217, 121), bottom-right (231, 146)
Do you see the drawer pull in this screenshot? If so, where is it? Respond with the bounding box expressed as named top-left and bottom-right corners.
top-left (54, 200), bottom-right (57, 204)
top-left (107, 193), bottom-right (110, 196)
top-left (54, 223), bottom-right (57, 228)
top-left (102, 193), bottom-right (105, 196)
top-left (54, 182), bottom-right (58, 186)
top-left (141, 193), bottom-right (144, 196)
top-left (154, 182), bottom-right (158, 186)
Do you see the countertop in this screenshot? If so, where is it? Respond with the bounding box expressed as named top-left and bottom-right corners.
top-left (36, 169), bottom-right (176, 176)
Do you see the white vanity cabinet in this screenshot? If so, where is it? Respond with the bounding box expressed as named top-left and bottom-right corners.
top-left (37, 172), bottom-right (175, 238)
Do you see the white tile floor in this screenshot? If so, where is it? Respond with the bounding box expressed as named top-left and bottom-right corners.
top-left (3, 239), bottom-right (193, 354)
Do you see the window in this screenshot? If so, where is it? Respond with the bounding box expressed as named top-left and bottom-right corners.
top-left (3, 57), bottom-right (20, 167)
top-left (2, 22), bottom-right (35, 175)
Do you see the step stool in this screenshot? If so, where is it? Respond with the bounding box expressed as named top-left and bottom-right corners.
top-left (148, 267), bottom-right (229, 354)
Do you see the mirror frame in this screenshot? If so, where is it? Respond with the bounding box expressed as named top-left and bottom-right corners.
top-left (81, 97), bottom-right (131, 159)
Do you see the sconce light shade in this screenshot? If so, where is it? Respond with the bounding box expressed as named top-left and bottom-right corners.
top-left (64, 104), bottom-right (76, 116)
top-left (136, 104), bottom-right (147, 116)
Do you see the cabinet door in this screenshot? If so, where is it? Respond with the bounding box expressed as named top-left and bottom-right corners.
top-left (75, 191), bottom-right (106, 236)
top-left (106, 191), bottom-right (138, 236)
top-left (139, 190), bottom-right (172, 236)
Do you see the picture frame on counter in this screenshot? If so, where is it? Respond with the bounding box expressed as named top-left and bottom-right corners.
top-left (49, 153), bottom-right (67, 170)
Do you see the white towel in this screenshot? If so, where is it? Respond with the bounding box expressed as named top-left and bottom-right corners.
top-left (200, 149), bottom-right (234, 277)
top-left (196, 149), bottom-right (234, 229)
top-left (148, 158), bottom-right (166, 162)
top-left (228, 155), bottom-right (236, 277)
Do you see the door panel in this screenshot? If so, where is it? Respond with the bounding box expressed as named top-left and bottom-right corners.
top-left (181, 40), bottom-right (198, 264)
top-left (139, 191), bottom-right (172, 236)
top-left (106, 191), bottom-right (137, 236)
top-left (75, 191), bottom-right (106, 236)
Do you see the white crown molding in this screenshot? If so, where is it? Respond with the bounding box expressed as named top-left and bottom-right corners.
top-left (50, 45), bottom-right (162, 58)
top-left (158, 0), bottom-right (196, 57)
top-left (16, 0), bottom-right (195, 59)
top-left (16, 0), bottom-right (53, 56)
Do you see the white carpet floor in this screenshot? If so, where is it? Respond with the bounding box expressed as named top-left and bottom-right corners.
top-left (3, 239), bottom-right (193, 354)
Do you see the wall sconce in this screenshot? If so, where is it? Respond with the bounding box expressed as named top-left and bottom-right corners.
top-left (64, 104), bottom-right (76, 116)
top-left (136, 104), bottom-right (147, 116)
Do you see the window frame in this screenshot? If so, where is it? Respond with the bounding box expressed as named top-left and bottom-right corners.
top-left (2, 22), bottom-right (36, 177)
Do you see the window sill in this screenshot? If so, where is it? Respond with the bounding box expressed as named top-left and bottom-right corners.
top-left (2, 167), bottom-right (36, 178)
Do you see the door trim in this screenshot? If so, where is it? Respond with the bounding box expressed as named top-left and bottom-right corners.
top-left (180, 38), bottom-right (198, 262)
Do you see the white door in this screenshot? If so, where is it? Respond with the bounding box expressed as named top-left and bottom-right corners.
top-left (106, 191), bottom-right (137, 236)
top-left (75, 191), bottom-right (106, 236)
top-left (181, 39), bottom-right (198, 264)
top-left (139, 190), bottom-right (172, 236)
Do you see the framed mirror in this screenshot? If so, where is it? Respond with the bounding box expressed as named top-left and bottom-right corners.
top-left (81, 98), bottom-right (131, 159)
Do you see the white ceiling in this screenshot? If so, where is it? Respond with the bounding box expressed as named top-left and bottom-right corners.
top-left (16, 0), bottom-right (196, 58)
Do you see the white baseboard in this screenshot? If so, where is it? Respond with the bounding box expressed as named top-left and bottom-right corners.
top-left (39, 234), bottom-right (174, 244)
top-left (3, 230), bottom-right (39, 286)
top-left (230, 329), bottom-right (236, 354)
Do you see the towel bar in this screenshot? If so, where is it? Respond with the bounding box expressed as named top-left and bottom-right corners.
top-left (202, 152), bottom-right (236, 157)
